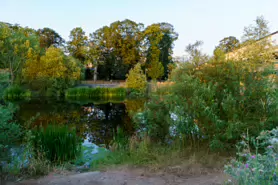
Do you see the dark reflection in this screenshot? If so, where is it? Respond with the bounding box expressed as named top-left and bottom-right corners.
top-left (15, 98), bottom-right (141, 146)
top-left (83, 102), bottom-right (128, 146)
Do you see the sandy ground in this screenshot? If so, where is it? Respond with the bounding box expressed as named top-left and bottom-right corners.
top-left (6, 167), bottom-right (228, 185)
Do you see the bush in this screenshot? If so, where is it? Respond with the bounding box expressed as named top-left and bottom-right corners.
top-left (0, 104), bottom-right (22, 160)
top-left (224, 127), bottom-right (278, 185)
top-left (3, 85), bottom-right (31, 100)
top-left (126, 63), bottom-right (147, 93)
top-left (33, 125), bottom-right (81, 163)
top-left (0, 103), bottom-right (22, 181)
top-left (134, 95), bottom-right (170, 141)
top-left (134, 58), bottom-right (277, 148)
top-left (65, 87), bottom-right (126, 98)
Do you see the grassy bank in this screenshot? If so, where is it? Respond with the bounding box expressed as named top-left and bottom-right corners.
top-left (89, 135), bottom-right (231, 173)
top-left (3, 85), bottom-right (31, 100)
top-left (65, 87), bottom-right (126, 99)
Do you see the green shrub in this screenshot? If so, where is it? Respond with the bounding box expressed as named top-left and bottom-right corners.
top-left (65, 87), bottom-right (126, 98)
top-left (0, 104), bottom-right (22, 162)
top-left (126, 63), bottom-right (147, 93)
top-left (0, 103), bottom-right (22, 181)
top-left (33, 125), bottom-right (81, 163)
top-left (3, 85), bottom-right (31, 100)
top-left (134, 60), bottom-right (277, 148)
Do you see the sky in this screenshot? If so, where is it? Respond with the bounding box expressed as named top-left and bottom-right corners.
top-left (1, 0), bottom-right (278, 56)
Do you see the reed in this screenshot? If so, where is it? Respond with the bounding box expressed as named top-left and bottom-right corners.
top-left (3, 85), bottom-right (31, 100)
top-left (33, 125), bottom-right (81, 163)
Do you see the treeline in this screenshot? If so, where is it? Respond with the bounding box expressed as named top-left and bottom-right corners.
top-left (0, 19), bottom-right (178, 83)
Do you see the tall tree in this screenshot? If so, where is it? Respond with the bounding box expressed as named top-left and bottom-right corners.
top-left (185, 40), bottom-right (209, 67)
top-left (216, 36), bottom-right (240, 53)
top-left (0, 23), bottom-right (40, 84)
top-left (90, 19), bottom-right (144, 80)
top-left (143, 23), bottom-right (177, 80)
top-left (242, 16), bottom-right (270, 41)
top-left (37, 27), bottom-right (65, 49)
top-left (67, 27), bottom-right (88, 63)
top-left (23, 47), bottom-right (67, 80)
top-left (226, 16), bottom-right (274, 67)
top-left (157, 23), bottom-right (178, 79)
top-left (143, 24), bottom-right (164, 80)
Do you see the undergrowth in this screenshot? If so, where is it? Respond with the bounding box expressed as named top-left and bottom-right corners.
top-left (90, 132), bottom-right (230, 173)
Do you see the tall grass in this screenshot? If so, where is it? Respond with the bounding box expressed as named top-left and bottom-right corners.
top-left (65, 87), bottom-right (126, 99)
top-left (33, 125), bottom-right (81, 163)
top-left (3, 85), bottom-right (31, 100)
top-left (91, 135), bottom-right (230, 173)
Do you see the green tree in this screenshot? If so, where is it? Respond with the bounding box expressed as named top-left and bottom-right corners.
top-left (228, 16), bottom-right (274, 66)
top-left (23, 47), bottom-right (81, 95)
top-left (157, 23), bottom-right (178, 79)
top-left (126, 63), bottom-right (147, 93)
top-left (185, 40), bottom-right (209, 67)
top-left (23, 47), bottom-right (66, 80)
top-left (143, 24), bottom-right (164, 80)
top-left (242, 16), bottom-right (270, 41)
top-left (90, 19), bottom-right (144, 80)
top-left (216, 36), bottom-right (240, 53)
top-left (37, 27), bottom-right (65, 49)
top-left (147, 60), bottom-right (164, 80)
top-left (0, 23), bottom-right (40, 84)
top-left (67, 27), bottom-right (88, 63)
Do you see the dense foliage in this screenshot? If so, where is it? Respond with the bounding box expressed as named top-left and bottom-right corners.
top-left (0, 104), bottom-right (21, 162)
top-left (23, 47), bottom-right (82, 96)
top-left (134, 16), bottom-right (277, 149)
top-left (126, 63), bottom-right (147, 93)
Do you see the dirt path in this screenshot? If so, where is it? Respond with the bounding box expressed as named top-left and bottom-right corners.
top-left (7, 168), bottom-right (227, 185)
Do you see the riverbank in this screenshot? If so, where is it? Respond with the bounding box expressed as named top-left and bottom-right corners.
top-left (5, 140), bottom-right (231, 185)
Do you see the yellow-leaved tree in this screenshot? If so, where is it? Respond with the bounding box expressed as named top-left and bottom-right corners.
top-left (126, 63), bottom-right (147, 93)
top-left (23, 47), bottom-right (81, 95)
top-left (23, 47), bottom-right (66, 80)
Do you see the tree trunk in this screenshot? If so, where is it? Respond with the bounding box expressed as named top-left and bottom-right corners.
top-left (93, 65), bottom-right (98, 82)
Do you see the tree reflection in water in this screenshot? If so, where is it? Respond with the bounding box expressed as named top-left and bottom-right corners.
top-left (15, 99), bottom-right (138, 146)
top-left (83, 102), bottom-right (128, 146)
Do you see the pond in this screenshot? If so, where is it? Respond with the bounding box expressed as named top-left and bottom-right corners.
top-left (14, 98), bottom-right (146, 146)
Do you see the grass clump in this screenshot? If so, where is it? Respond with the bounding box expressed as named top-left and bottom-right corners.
top-left (65, 87), bottom-right (126, 98)
top-left (3, 85), bottom-right (31, 100)
top-left (33, 125), bottom-right (82, 163)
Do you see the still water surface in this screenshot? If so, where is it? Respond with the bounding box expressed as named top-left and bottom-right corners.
top-left (14, 98), bottom-right (146, 146)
